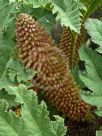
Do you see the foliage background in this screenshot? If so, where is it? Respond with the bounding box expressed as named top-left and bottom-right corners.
top-left (0, 0), bottom-right (102, 135)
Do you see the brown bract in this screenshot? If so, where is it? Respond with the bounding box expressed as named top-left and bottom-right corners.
top-left (16, 13), bottom-right (91, 121)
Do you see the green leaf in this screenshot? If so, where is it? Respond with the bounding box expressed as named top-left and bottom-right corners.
top-left (81, 92), bottom-right (102, 117)
top-left (0, 0), bottom-right (17, 77)
top-left (79, 45), bottom-right (102, 116)
top-left (0, 58), bottom-right (36, 90)
top-left (7, 58), bottom-right (36, 83)
top-left (52, 116), bottom-right (67, 136)
top-left (0, 89), bottom-right (16, 107)
top-left (96, 131), bottom-right (102, 136)
top-left (0, 100), bottom-right (23, 136)
top-left (0, 36), bottom-right (15, 77)
top-left (0, 0), bottom-right (16, 31)
top-left (0, 75), bottom-right (14, 90)
top-left (19, 0), bottom-right (51, 8)
top-left (51, 0), bottom-right (85, 33)
top-left (72, 65), bottom-right (85, 88)
top-left (79, 45), bottom-right (102, 94)
top-left (0, 85), bottom-right (67, 136)
top-left (84, 18), bottom-right (102, 53)
top-left (32, 8), bottom-right (55, 33)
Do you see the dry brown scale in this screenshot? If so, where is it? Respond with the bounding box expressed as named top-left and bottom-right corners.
top-left (16, 13), bottom-right (92, 121)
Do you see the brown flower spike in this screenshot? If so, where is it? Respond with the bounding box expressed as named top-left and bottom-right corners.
top-left (59, 27), bottom-right (73, 63)
top-left (59, 26), bottom-right (86, 67)
top-left (16, 13), bottom-right (91, 121)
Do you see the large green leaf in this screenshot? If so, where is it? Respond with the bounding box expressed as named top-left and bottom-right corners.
top-left (0, 0), bottom-right (16, 31)
top-left (72, 65), bottom-right (85, 88)
top-left (96, 131), bottom-right (102, 136)
top-left (0, 85), bottom-right (67, 136)
top-left (0, 89), bottom-right (16, 107)
top-left (81, 92), bottom-right (102, 117)
top-left (0, 36), bottom-right (15, 77)
top-left (0, 75), bottom-right (14, 90)
top-left (52, 116), bottom-right (67, 136)
top-left (0, 0), bottom-right (17, 77)
top-left (51, 0), bottom-right (85, 33)
top-left (32, 8), bottom-right (55, 34)
top-left (17, 0), bottom-right (51, 8)
top-left (0, 58), bottom-right (36, 90)
top-left (84, 18), bottom-right (102, 53)
top-left (79, 46), bottom-right (102, 116)
top-left (7, 58), bottom-right (36, 83)
top-left (79, 45), bottom-right (102, 94)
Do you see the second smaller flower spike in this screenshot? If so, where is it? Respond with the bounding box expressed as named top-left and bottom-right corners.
top-left (16, 13), bottom-right (93, 122)
top-left (59, 26), bottom-right (86, 67)
top-left (59, 27), bottom-right (73, 67)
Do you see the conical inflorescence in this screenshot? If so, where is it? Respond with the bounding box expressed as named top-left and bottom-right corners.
top-left (16, 13), bottom-right (91, 121)
top-left (59, 27), bottom-right (73, 66)
top-left (59, 26), bottom-right (86, 67)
